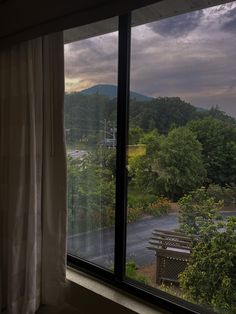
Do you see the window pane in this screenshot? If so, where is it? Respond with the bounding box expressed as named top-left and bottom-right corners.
top-left (65, 18), bottom-right (118, 269)
top-left (127, 2), bottom-right (236, 313)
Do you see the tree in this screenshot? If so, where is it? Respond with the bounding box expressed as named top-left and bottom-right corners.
top-left (155, 127), bottom-right (206, 200)
top-left (179, 217), bottom-right (236, 313)
top-left (128, 130), bottom-right (162, 193)
top-left (64, 92), bottom-right (113, 146)
top-left (91, 146), bottom-right (116, 177)
top-left (129, 154), bottom-right (160, 194)
top-left (67, 153), bottom-right (115, 233)
top-left (188, 117), bottom-right (236, 186)
top-left (129, 97), bottom-right (197, 134)
top-left (197, 106), bottom-right (236, 126)
top-left (129, 126), bottom-right (144, 145)
top-left (178, 187), bottom-right (223, 236)
top-left (139, 129), bottom-right (162, 157)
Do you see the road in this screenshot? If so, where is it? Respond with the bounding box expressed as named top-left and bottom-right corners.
top-left (68, 213), bottom-right (177, 268)
top-left (67, 212), bottom-right (236, 269)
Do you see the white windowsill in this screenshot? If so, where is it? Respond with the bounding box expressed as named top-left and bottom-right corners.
top-left (66, 267), bottom-right (168, 314)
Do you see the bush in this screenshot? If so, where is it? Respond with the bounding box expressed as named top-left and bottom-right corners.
top-left (126, 261), bottom-right (150, 285)
top-left (179, 217), bottom-right (236, 313)
top-left (127, 193), bottom-right (156, 209)
top-left (145, 196), bottom-right (171, 216)
top-left (207, 184), bottom-right (236, 206)
top-left (127, 207), bottom-right (143, 223)
top-left (178, 187), bottom-right (223, 235)
top-left (102, 207), bottom-right (115, 228)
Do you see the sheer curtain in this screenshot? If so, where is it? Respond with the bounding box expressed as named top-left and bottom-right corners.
top-left (0, 33), bottom-right (66, 314)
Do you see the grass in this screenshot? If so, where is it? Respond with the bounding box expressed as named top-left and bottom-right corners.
top-left (125, 261), bottom-right (150, 285)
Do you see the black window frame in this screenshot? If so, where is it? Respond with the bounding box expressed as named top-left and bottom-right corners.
top-left (67, 13), bottom-right (214, 314)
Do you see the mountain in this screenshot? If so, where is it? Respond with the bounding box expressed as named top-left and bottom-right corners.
top-left (80, 84), bottom-right (153, 102)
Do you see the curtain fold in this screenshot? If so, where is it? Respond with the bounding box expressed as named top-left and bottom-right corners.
top-left (0, 32), bottom-right (66, 314)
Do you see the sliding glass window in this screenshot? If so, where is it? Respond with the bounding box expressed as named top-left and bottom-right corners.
top-left (126, 2), bottom-right (236, 314)
top-left (65, 18), bottom-right (118, 269)
top-left (65, 2), bottom-right (236, 313)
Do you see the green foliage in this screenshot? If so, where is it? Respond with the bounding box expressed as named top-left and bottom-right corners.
top-left (128, 154), bottom-right (159, 194)
top-left (101, 207), bottom-right (115, 228)
top-left (65, 93), bottom-right (112, 146)
top-left (126, 261), bottom-right (150, 285)
top-left (127, 191), bottom-right (170, 222)
top-left (197, 106), bottom-right (236, 126)
top-left (129, 127), bottom-right (144, 145)
top-left (129, 127), bottom-right (206, 201)
top-left (91, 146), bottom-right (116, 177)
top-left (179, 217), bottom-right (236, 313)
top-left (145, 196), bottom-right (171, 216)
top-left (188, 117), bottom-right (236, 186)
top-left (67, 153), bottom-right (115, 233)
top-left (65, 93), bottom-right (198, 147)
top-left (139, 129), bottom-right (162, 157)
top-left (178, 187), bottom-right (223, 235)
top-left (130, 97), bottom-right (196, 134)
top-left (127, 207), bottom-right (143, 223)
top-left (127, 190), bottom-right (156, 209)
top-left (128, 130), bottom-right (163, 195)
top-left (155, 127), bottom-right (206, 200)
top-left (207, 184), bottom-right (236, 207)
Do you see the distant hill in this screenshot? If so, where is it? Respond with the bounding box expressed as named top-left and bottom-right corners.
top-left (80, 84), bottom-right (153, 102)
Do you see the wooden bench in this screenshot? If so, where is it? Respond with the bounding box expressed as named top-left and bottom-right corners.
top-left (147, 229), bottom-right (193, 284)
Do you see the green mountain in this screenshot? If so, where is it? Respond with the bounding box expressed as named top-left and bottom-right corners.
top-left (80, 84), bottom-right (153, 101)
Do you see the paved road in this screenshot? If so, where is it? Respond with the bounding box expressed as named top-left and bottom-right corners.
top-left (68, 213), bottom-right (178, 268)
top-left (67, 212), bottom-right (236, 268)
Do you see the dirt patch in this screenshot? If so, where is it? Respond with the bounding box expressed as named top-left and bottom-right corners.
top-left (136, 263), bottom-right (182, 297)
top-left (169, 202), bottom-right (180, 213)
top-left (137, 263), bottom-right (156, 283)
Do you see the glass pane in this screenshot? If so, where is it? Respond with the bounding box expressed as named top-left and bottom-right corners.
top-left (127, 2), bottom-right (236, 313)
top-left (65, 18), bottom-right (118, 269)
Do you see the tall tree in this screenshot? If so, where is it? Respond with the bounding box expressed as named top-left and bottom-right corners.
top-left (155, 127), bottom-right (206, 200)
top-left (188, 117), bottom-right (236, 186)
top-left (129, 126), bottom-right (144, 145)
top-left (129, 97), bottom-right (196, 134)
top-left (129, 130), bottom-right (162, 193)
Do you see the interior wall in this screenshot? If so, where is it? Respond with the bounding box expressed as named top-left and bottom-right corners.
top-left (65, 280), bottom-right (169, 314)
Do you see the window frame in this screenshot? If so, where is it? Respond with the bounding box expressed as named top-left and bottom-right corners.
top-left (66, 13), bottom-right (213, 314)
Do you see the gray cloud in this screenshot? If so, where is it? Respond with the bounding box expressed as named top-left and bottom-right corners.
top-left (130, 14), bottom-right (236, 116)
top-left (65, 33), bottom-right (118, 89)
top-left (221, 7), bottom-right (236, 32)
top-left (65, 4), bottom-right (236, 117)
top-left (148, 10), bottom-right (203, 38)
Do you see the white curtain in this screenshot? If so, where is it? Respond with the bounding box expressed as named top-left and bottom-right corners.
top-left (0, 33), bottom-right (66, 314)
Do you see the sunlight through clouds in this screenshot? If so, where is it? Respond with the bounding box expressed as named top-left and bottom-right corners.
top-left (64, 1), bottom-right (236, 116)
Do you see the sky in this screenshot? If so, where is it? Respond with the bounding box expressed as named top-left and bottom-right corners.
top-left (64, 1), bottom-right (236, 117)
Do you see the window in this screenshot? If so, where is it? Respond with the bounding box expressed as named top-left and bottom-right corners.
top-left (65, 18), bottom-right (118, 269)
top-left (65, 2), bottom-right (236, 313)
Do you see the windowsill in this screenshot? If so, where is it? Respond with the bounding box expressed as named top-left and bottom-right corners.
top-left (66, 267), bottom-right (168, 314)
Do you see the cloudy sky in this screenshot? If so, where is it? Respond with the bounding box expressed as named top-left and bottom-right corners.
top-left (65, 1), bottom-right (236, 117)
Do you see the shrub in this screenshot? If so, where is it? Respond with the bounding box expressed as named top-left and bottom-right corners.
top-left (127, 207), bottom-right (143, 223)
top-left (102, 207), bottom-right (115, 228)
top-left (179, 217), bottom-right (236, 313)
top-left (126, 261), bottom-right (150, 285)
top-left (178, 187), bottom-right (223, 235)
top-left (127, 193), bottom-right (156, 209)
top-left (207, 184), bottom-right (236, 206)
top-left (145, 196), bottom-right (171, 216)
